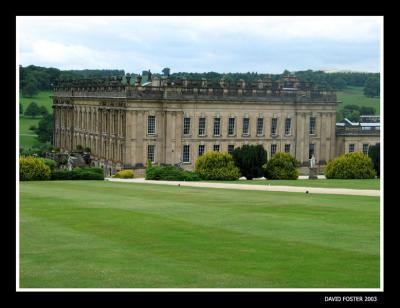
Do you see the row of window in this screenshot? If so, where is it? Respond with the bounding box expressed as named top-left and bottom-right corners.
top-left (349, 143), bottom-right (370, 155)
top-left (147, 143), bottom-right (308, 163)
top-left (147, 116), bottom-right (317, 136)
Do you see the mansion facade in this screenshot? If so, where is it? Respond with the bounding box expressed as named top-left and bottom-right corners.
top-left (52, 74), bottom-right (380, 176)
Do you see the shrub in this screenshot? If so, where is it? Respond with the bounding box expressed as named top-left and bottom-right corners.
top-left (368, 143), bottom-right (380, 178)
top-left (20, 156), bottom-right (51, 181)
top-left (325, 152), bottom-right (376, 179)
top-left (51, 167), bottom-right (104, 180)
top-left (195, 151), bottom-right (240, 180)
top-left (29, 125), bottom-right (37, 131)
top-left (24, 102), bottom-right (40, 117)
top-left (38, 158), bottom-right (57, 172)
top-left (232, 144), bottom-right (268, 180)
top-left (146, 165), bottom-right (201, 181)
top-left (113, 170), bottom-right (134, 179)
top-left (264, 152), bottom-right (299, 180)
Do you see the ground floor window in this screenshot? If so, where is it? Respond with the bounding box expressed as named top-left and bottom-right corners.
top-left (228, 144), bottom-right (235, 154)
top-left (349, 144), bottom-right (355, 153)
top-left (183, 145), bottom-right (190, 163)
top-left (271, 144), bottom-right (277, 156)
top-left (198, 144), bottom-right (205, 156)
top-left (213, 145), bottom-right (220, 152)
top-left (363, 144), bottom-right (369, 155)
top-left (284, 144), bottom-right (290, 153)
top-left (147, 144), bottom-right (155, 163)
top-left (309, 143), bottom-right (315, 159)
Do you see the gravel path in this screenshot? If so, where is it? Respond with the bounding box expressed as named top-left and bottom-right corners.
top-left (106, 178), bottom-right (380, 197)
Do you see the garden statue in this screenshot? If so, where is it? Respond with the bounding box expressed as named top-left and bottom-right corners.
top-left (309, 154), bottom-right (316, 169)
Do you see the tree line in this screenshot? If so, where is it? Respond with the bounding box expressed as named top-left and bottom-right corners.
top-left (20, 65), bottom-right (125, 97)
top-left (20, 65), bottom-right (380, 98)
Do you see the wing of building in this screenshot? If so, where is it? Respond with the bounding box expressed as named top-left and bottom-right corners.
top-left (52, 74), bottom-right (380, 177)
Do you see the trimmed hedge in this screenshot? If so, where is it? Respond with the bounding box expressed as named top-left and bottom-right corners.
top-left (51, 167), bottom-right (104, 180)
top-left (20, 156), bottom-right (51, 181)
top-left (325, 152), bottom-right (376, 179)
top-left (113, 170), bottom-right (134, 179)
top-left (232, 144), bottom-right (268, 180)
top-left (146, 165), bottom-right (200, 181)
top-left (368, 143), bottom-right (380, 178)
top-left (264, 152), bottom-right (299, 180)
top-left (195, 151), bottom-right (240, 180)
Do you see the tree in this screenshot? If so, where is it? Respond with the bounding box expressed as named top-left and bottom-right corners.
top-left (35, 114), bottom-right (53, 143)
top-left (22, 78), bottom-right (39, 97)
top-left (24, 102), bottom-right (41, 118)
top-left (39, 105), bottom-right (49, 116)
top-left (368, 143), bottom-right (380, 177)
top-left (232, 145), bottom-right (268, 180)
top-left (360, 106), bottom-right (376, 115)
top-left (363, 77), bottom-right (380, 97)
top-left (20, 103), bottom-right (23, 114)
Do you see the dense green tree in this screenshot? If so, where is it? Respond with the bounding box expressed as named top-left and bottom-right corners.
top-left (232, 145), bottom-right (268, 180)
top-left (22, 78), bottom-right (39, 97)
top-left (368, 143), bottom-right (380, 177)
top-left (35, 114), bottom-right (53, 143)
top-left (39, 105), bottom-right (49, 116)
top-left (360, 106), bottom-right (376, 115)
top-left (363, 77), bottom-right (380, 97)
top-left (24, 102), bottom-right (41, 118)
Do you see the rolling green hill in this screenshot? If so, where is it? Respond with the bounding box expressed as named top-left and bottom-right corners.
top-left (19, 91), bottom-right (53, 149)
top-left (337, 86), bottom-right (380, 115)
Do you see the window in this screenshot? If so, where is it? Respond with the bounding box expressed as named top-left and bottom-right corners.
top-left (147, 145), bottom-right (155, 163)
top-left (363, 144), bottom-right (369, 155)
top-left (271, 118), bottom-right (278, 135)
top-left (228, 118), bottom-right (235, 135)
top-left (271, 144), bottom-right (277, 156)
top-left (228, 144), bottom-right (235, 154)
top-left (309, 117), bottom-right (316, 135)
top-left (213, 145), bottom-right (220, 152)
top-left (183, 117), bottom-right (191, 135)
top-left (285, 144), bottom-right (291, 153)
top-left (349, 144), bottom-right (355, 153)
top-left (285, 118), bottom-right (291, 135)
top-left (243, 118), bottom-right (250, 135)
top-left (213, 118), bottom-right (221, 136)
top-left (198, 145), bottom-right (205, 156)
top-left (148, 115), bottom-right (156, 135)
top-left (198, 117), bottom-right (206, 136)
top-left (257, 118), bottom-right (264, 135)
top-left (183, 145), bottom-right (190, 163)
top-left (309, 143), bottom-right (315, 159)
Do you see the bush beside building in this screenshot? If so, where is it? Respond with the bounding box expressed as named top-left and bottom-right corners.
top-left (325, 152), bottom-right (376, 179)
top-left (195, 151), bottom-right (240, 180)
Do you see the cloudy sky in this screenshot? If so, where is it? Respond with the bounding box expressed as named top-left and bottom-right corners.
top-left (17, 16), bottom-right (382, 74)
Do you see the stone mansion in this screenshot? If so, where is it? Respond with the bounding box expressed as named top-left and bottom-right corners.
top-left (52, 74), bottom-right (380, 176)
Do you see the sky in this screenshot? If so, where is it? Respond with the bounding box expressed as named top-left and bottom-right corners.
top-left (17, 16), bottom-right (382, 74)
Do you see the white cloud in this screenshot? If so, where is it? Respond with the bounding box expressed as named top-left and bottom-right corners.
top-left (17, 16), bottom-right (382, 73)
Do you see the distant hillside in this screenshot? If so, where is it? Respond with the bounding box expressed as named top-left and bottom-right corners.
top-left (19, 65), bottom-right (125, 97)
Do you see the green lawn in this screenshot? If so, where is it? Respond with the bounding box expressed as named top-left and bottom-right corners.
top-left (20, 181), bottom-right (380, 288)
top-left (205, 179), bottom-right (380, 190)
top-left (19, 91), bottom-right (53, 149)
top-left (20, 90), bottom-right (53, 113)
top-left (337, 86), bottom-right (380, 115)
top-left (19, 116), bottom-right (41, 149)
